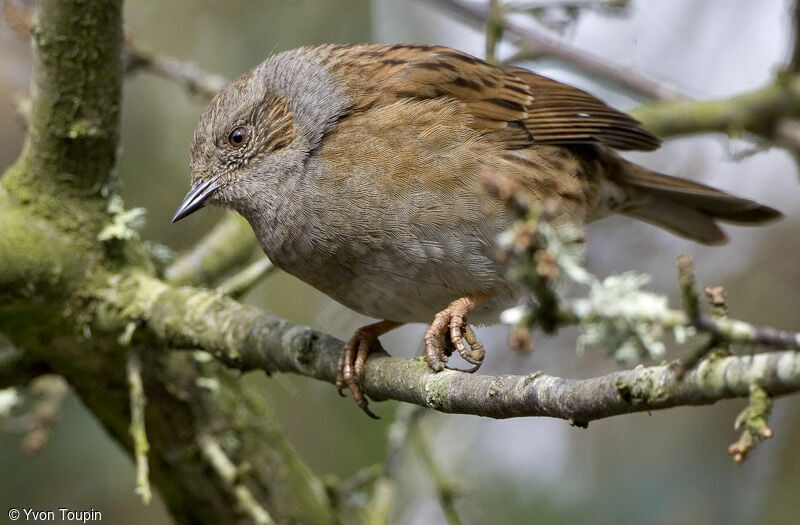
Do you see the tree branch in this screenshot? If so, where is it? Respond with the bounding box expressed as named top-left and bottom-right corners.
top-left (22, 0), bottom-right (123, 195)
top-left (631, 75), bottom-right (800, 140)
top-left (431, 0), bottom-right (682, 100)
top-left (165, 214), bottom-right (259, 286)
top-left (216, 257), bottom-right (275, 299)
top-left (102, 271), bottom-right (800, 424)
top-left (124, 39), bottom-right (227, 99)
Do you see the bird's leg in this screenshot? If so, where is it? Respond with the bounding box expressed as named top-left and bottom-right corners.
top-left (424, 296), bottom-right (486, 373)
top-left (337, 320), bottom-right (403, 418)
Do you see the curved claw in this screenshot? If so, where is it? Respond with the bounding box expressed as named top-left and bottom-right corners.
top-left (336, 320), bottom-right (402, 418)
top-left (445, 361), bottom-right (482, 374)
top-left (358, 399), bottom-right (380, 420)
top-left (425, 296), bottom-right (486, 373)
top-left (459, 353), bottom-right (483, 366)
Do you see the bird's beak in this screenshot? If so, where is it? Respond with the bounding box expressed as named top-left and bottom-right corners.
top-left (171, 175), bottom-right (222, 223)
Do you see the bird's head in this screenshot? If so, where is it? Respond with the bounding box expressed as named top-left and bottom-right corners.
top-left (172, 67), bottom-right (302, 223)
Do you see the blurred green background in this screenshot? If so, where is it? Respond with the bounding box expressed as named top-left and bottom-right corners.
top-left (2, 1), bottom-right (800, 523)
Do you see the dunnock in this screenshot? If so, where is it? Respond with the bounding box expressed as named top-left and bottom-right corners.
top-left (174, 44), bottom-right (781, 417)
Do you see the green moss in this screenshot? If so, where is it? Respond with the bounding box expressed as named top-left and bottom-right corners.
top-left (696, 358), bottom-right (728, 395)
top-left (0, 200), bottom-right (92, 300)
top-left (614, 377), bottom-right (633, 404)
top-left (423, 372), bottom-right (452, 410)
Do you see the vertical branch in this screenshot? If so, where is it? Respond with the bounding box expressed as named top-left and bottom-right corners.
top-left (704, 286), bottom-right (731, 355)
top-left (410, 419), bottom-right (463, 525)
top-left (676, 254), bottom-right (700, 322)
top-left (126, 347), bottom-right (151, 504)
top-left (21, 0), bottom-right (123, 196)
top-left (485, 0), bottom-right (504, 64)
top-left (675, 254), bottom-right (713, 376)
top-left (789, 0), bottom-right (800, 73)
top-left (197, 434), bottom-right (275, 524)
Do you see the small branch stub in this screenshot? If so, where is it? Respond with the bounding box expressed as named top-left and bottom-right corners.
top-left (728, 383), bottom-right (774, 464)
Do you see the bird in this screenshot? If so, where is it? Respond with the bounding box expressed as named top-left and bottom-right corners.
top-left (173, 43), bottom-right (782, 417)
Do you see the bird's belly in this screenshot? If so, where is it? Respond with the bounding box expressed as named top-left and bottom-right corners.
top-left (264, 223), bottom-right (521, 324)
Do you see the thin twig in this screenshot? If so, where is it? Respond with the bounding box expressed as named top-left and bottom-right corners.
top-left (409, 413), bottom-right (462, 525)
top-left (673, 254), bottom-right (713, 376)
top-left (127, 348), bottom-right (151, 504)
top-left (197, 434), bottom-right (275, 525)
top-left (485, 0), bottom-right (504, 64)
top-left (165, 214), bottom-right (258, 286)
top-left (431, 0), bottom-right (683, 100)
top-left (677, 254), bottom-right (701, 322)
top-left (728, 383), bottom-right (774, 463)
top-left (704, 285), bottom-right (730, 355)
top-left (217, 257), bottom-right (275, 299)
top-left (2, 1), bottom-right (227, 100)
top-left (504, 0), bottom-right (629, 10)
top-left (124, 40), bottom-right (227, 98)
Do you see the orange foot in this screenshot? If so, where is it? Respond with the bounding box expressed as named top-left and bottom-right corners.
top-left (424, 296), bottom-right (486, 373)
top-left (337, 320), bottom-right (403, 419)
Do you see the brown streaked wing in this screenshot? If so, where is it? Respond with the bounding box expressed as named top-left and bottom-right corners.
top-left (508, 68), bottom-right (661, 151)
top-left (320, 44), bottom-right (660, 151)
top-left (322, 44), bottom-right (536, 148)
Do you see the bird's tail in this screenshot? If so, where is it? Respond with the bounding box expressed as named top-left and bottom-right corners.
top-left (616, 163), bottom-right (782, 245)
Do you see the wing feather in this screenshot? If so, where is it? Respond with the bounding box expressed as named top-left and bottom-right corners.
top-left (319, 44), bottom-right (660, 151)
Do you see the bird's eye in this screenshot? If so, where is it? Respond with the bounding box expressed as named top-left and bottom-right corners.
top-left (227, 126), bottom-right (248, 148)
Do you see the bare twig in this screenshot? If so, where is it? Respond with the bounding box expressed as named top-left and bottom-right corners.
top-left (504, 0), bottom-right (629, 10)
top-left (3, 1), bottom-right (227, 100)
top-left (126, 348), bottom-right (152, 504)
top-left (409, 412), bottom-right (462, 525)
top-left (124, 40), bottom-right (227, 98)
top-left (431, 0), bottom-right (682, 100)
top-left (485, 0), bottom-right (504, 64)
top-left (677, 254), bottom-right (701, 322)
top-left (165, 214), bottom-right (259, 286)
top-left (217, 257), bottom-right (275, 299)
top-left (631, 75), bottom-right (800, 141)
top-left (197, 434), bottom-right (275, 525)
top-left (728, 383), bottom-right (774, 463)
